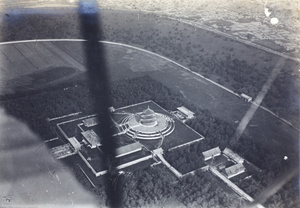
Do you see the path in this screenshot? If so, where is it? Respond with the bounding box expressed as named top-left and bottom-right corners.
top-left (210, 167), bottom-right (265, 208)
top-left (153, 149), bottom-right (182, 178)
top-left (0, 39), bottom-right (297, 131)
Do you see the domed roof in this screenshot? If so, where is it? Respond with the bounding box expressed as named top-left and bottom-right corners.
top-left (142, 107), bottom-right (155, 116)
top-left (138, 106), bottom-right (157, 126)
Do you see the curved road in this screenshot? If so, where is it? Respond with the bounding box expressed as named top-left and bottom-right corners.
top-left (0, 39), bottom-right (298, 131)
top-left (171, 17), bottom-right (300, 63)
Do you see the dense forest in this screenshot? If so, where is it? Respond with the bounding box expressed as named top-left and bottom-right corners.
top-left (66, 160), bottom-right (245, 207)
top-left (265, 177), bottom-right (299, 208)
top-left (119, 166), bottom-right (244, 207)
top-left (1, 75), bottom-right (298, 207)
top-left (164, 143), bottom-right (206, 174)
top-left (1, 9), bottom-right (298, 124)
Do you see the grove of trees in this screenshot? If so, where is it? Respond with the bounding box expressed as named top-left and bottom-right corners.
top-left (119, 165), bottom-right (244, 208)
top-left (1, 73), bottom-right (298, 207)
top-left (2, 9), bottom-right (297, 125)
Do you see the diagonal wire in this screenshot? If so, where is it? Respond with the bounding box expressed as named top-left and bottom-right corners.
top-left (234, 57), bottom-right (286, 141)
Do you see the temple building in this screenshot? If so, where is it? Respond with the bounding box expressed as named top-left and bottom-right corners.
top-left (120, 106), bottom-right (175, 140)
top-left (48, 100), bottom-right (204, 178)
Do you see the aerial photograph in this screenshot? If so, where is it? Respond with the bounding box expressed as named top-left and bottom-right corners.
top-left (0, 0), bottom-right (299, 207)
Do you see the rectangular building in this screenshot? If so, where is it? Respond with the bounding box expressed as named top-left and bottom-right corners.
top-left (68, 137), bottom-right (82, 151)
top-left (240, 93), bottom-right (252, 102)
top-left (115, 142), bottom-right (143, 158)
top-left (202, 147), bottom-right (221, 161)
top-left (83, 117), bottom-right (99, 127)
top-left (223, 148), bottom-right (244, 164)
top-left (51, 143), bottom-right (76, 159)
top-left (177, 106), bottom-right (195, 119)
top-left (81, 129), bottom-right (101, 149)
top-left (225, 163), bottom-right (245, 179)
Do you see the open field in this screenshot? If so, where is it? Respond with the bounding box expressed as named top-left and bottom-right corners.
top-left (0, 8), bottom-right (298, 125)
top-left (1, 41), bottom-right (298, 171)
top-left (3, 66), bottom-right (77, 95)
top-left (0, 5), bottom-right (299, 206)
top-left (1, 0), bottom-right (299, 55)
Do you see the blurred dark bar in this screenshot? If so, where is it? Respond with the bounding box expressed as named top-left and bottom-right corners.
top-left (78, 1), bottom-right (122, 207)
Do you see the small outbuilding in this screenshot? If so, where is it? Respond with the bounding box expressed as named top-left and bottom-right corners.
top-left (202, 146), bottom-right (221, 161)
top-left (109, 106), bottom-right (115, 113)
top-left (177, 106), bottom-right (195, 119)
top-left (51, 144), bottom-right (76, 159)
top-left (225, 163), bottom-right (245, 179)
top-left (115, 142), bottom-right (143, 158)
top-left (240, 93), bottom-right (252, 102)
top-left (81, 129), bottom-right (101, 149)
top-left (223, 148), bottom-right (244, 164)
top-left (83, 117), bottom-right (99, 127)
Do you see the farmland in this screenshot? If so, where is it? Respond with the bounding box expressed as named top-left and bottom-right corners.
top-left (0, 41), bottom-right (297, 172)
top-left (0, 8), bottom-right (298, 125)
top-left (0, 4), bottom-right (299, 207)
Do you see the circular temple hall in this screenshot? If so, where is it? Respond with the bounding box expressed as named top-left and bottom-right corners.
top-left (121, 107), bottom-right (175, 140)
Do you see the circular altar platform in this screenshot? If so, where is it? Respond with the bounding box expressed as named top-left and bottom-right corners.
top-left (120, 107), bottom-right (175, 140)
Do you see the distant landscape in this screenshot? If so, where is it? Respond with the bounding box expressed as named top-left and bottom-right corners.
top-left (0, 2), bottom-right (299, 208)
top-left (0, 9), bottom-right (298, 125)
